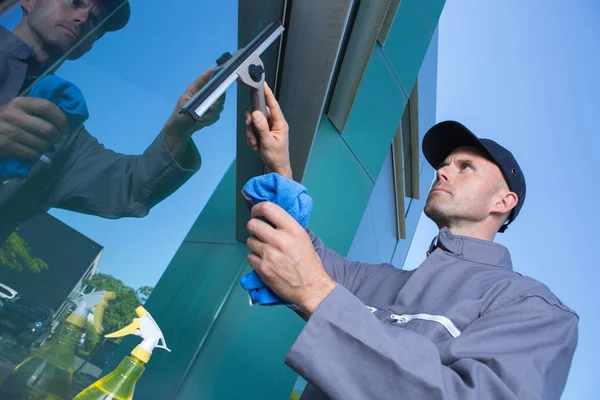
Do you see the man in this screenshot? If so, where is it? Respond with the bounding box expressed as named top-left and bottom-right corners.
top-left (0, 0), bottom-right (224, 243)
top-left (243, 83), bottom-right (578, 399)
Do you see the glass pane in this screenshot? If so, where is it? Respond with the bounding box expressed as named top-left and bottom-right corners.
top-left (348, 149), bottom-right (398, 264)
top-left (0, 0), bottom-right (268, 397)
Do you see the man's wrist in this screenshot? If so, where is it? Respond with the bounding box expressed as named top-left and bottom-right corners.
top-left (298, 277), bottom-right (338, 317)
top-left (162, 123), bottom-right (193, 163)
top-left (270, 163), bottom-right (293, 180)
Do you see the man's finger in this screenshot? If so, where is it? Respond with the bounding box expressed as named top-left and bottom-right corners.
top-left (185, 67), bottom-right (214, 95)
top-left (246, 235), bottom-right (265, 256)
top-left (14, 129), bottom-right (52, 153)
top-left (251, 202), bottom-right (298, 231)
top-left (246, 131), bottom-right (258, 150)
top-left (17, 97), bottom-right (69, 134)
top-left (9, 139), bottom-right (42, 160)
top-left (246, 216), bottom-right (278, 244)
top-left (247, 252), bottom-right (262, 271)
top-left (245, 111), bottom-right (258, 149)
top-left (11, 111), bottom-right (63, 144)
top-left (263, 82), bottom-right (284, 123)
top-left (251, 110), bottom-right (270, 142)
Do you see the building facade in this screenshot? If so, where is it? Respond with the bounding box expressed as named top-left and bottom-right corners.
top-left (121, 2), bottom-right (444, 399)
top-left (0, 0), bottom-right (444, 398)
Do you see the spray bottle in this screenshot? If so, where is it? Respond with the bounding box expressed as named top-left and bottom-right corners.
top-left (0, 291), bottom-right (116, 399)
top-left (73, 306), bottom-right (170, 400)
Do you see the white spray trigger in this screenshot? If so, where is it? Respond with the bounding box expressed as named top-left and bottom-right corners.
top-left (105, 306), bottom-right (170, 355)
top-left (70, 291), bottom-right (116, 333)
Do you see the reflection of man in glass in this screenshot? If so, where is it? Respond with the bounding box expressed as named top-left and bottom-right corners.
top-left (0, 0), bottom-right (224, 244)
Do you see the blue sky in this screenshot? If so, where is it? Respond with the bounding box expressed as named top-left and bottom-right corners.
top-left (1, 0), bottom-right (596, 397)
top-left (2, 0), bottom-right (240, 292)
top-left (404, 1), bottom-right (598, 397)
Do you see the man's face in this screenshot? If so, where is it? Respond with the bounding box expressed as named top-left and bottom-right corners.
top-left (424, 146), bottom-right (509, 227)
top-left (22, 0), bottom-right (108, 60)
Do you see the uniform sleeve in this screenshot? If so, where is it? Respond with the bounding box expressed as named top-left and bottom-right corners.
top-left (306, 228), bottom-right (391, 292)
top-left (285, 285), bottom-right (578, 400)
top-left (49, 127), bottom-right (201, 218)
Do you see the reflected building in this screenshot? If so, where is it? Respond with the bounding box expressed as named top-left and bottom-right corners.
top-left (0, 213), bottom-right (102, 328)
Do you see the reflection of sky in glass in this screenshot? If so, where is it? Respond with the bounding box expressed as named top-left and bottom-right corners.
top-left (1, 1), bottom-right (239, 290)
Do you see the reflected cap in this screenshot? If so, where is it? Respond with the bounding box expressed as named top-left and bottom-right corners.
top-left (102, 0), bottom-right (131, 32)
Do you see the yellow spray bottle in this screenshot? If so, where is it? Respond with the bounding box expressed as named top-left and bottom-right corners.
top-left (0, 291), bottom-right (116, 400)
top-left (73, 306), bottom-right (170, 400)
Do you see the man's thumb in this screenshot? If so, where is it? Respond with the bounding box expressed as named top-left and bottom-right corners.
top-left (252, 110), bottom-right (269, 134)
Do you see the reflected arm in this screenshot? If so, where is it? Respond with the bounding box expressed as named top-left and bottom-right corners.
top-left (48, 127), bottom-right (201, 218)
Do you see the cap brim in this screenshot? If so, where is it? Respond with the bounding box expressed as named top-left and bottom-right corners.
top-left (422, 121), bottom-right (496, 169)
top-left (103, 2), bottom-right (130, 32)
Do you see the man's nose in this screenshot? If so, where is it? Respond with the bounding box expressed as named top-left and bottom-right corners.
top-left (72, 9), bottom-right (92, 26)
top-left (436, 165), bottom-right (451, 182)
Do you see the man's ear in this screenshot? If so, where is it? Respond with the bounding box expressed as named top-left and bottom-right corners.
top-left (492, 190), bottom-right (518, 216)
top-left (20, 0), bottom-right (38, 15)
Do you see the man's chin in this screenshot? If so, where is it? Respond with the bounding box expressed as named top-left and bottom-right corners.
top-left (424, 202), bottom-right (449, 225)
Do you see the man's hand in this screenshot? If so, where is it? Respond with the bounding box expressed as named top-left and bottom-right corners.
top-left (245, 82), bottom-right (292, 179)
top-left (246, 202), bottom-right (337, 316)
top-left (162, 67), bottom-right (225, 160)
top-left (0, 97), bottom-right (68, 160)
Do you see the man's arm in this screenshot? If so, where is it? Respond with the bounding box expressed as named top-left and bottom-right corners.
top-left (306, 228), bottom-right (399, 294)
top-left (48, 67), bottom-right (224, 218)
top-left (288, 228), bottom-right (397, 320)
top-left (285, 285), bottom-right (578, 400)
top-left (49, 127), bottom-right (200, 218)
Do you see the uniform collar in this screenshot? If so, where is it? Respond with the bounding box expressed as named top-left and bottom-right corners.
top-left (0, 25), bottom-right (35, 61)
top-left (428, 228), bottom-right (513, 270)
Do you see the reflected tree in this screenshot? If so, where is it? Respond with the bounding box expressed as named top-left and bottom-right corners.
top-left (137, 286), bottom-right (153, 304)
top-left (84, 273), bottom-right (154, 335)
top-left (0, 229), bottom-right (48, 273)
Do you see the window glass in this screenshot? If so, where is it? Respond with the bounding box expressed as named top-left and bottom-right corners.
top-left (0, 0), bottom-right (262, 396)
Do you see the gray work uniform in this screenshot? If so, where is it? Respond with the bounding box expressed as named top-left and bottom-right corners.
top-left (286, 228), bottom-right (578, 400)
top-left (0, 26), bottom-right (200, 244)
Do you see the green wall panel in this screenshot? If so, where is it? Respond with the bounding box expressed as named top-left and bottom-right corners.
top-left (339, 45), bottom-right (407, 182)
top-left (176, 264), bottom-right (305, 400)
top-left (303, 118), bottom-right (374, 256)
top-left (185, 162), bottom-right (239, 245)
top-left (129, 1), bottom-right (445, 398)
top-left (382, 0), bottom-right (433, 95)
top-left (135, 242), bottom-right (250, 400)
top-left (419, 0), bottom-right (446, 30)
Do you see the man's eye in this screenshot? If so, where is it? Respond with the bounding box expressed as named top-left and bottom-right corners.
top-left (461, 163), bottom-right (473, 171)
top-left (66, 0), bottom-right (80, 7)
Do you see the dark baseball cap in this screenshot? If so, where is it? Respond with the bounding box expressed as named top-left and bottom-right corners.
top-left (422, 120), bottom-right (526, 233)
top-left (102, 0), bottom-right (130, 32)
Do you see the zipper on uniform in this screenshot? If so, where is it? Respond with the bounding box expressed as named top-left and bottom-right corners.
top-left (390, 313), bottom-right (462, 338)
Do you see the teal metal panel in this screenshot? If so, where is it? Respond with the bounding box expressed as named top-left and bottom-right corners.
top-left (391, 26), bottom-right (439, 269)
top-left (339, 45), bottom-right (407, 182)
top-left (418, 0), bottom-right (446, 30)
top-left (185, 162), bottom-right (239, 245)
top-left (392, 157), bottom-right (434, 267)
top-left (128, 2), bottom-right (445, 398)
top-left (135, 242), bottom-right (250, 400)
top-left (382, 0), bottom-right (433, 95)
top-left (176, 264), bottom-right (305, 399)
top-left (303, 118), bottom-right (375, 255)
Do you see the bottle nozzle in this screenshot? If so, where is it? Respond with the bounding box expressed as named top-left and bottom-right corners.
top-left (105, 306), bottom-right (170, 363)
top-left (68, 291), bottom-right (116, 332)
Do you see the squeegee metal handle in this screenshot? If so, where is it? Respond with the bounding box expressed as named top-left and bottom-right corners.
top-left (251, 84), bottom-right (268, 126)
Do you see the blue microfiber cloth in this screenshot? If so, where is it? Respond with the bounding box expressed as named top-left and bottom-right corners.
top-left (0, 75), bottom-right (89, 179)
top-left (239, 173), bottom-right (313, 306)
